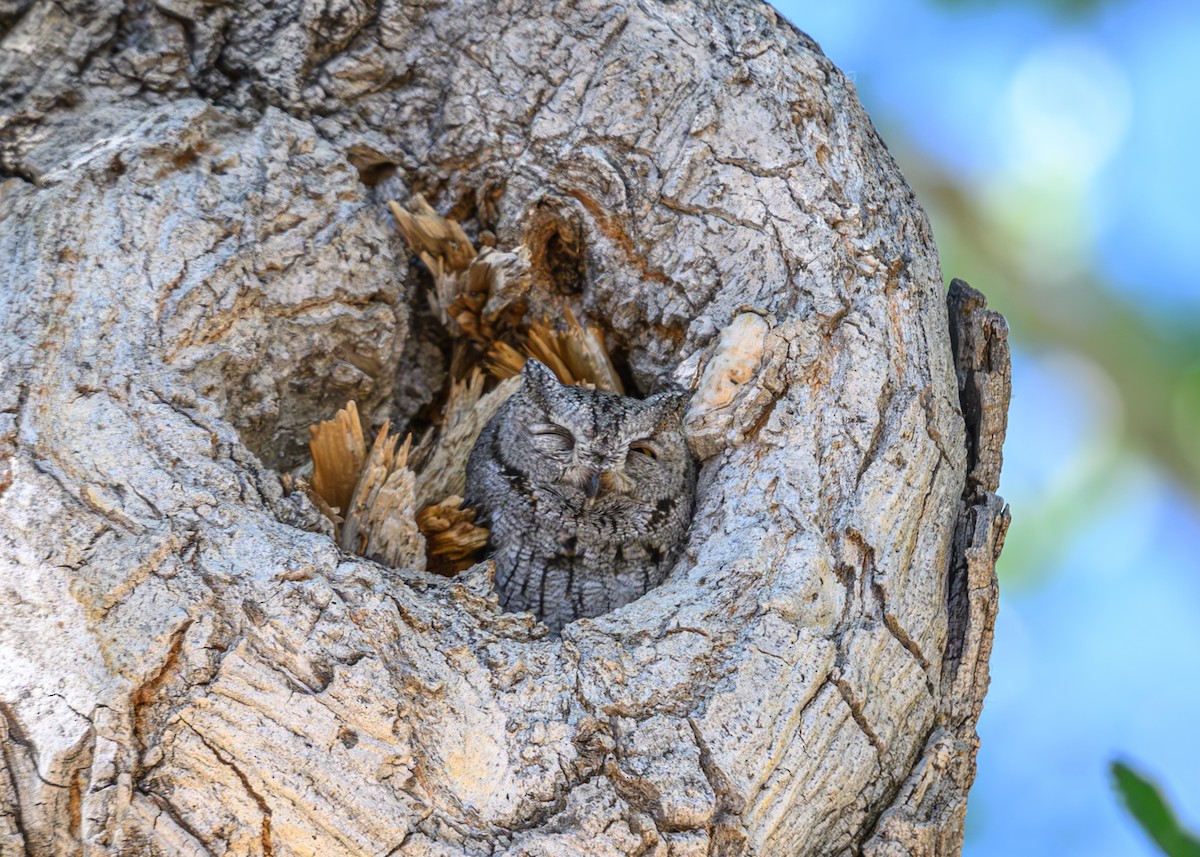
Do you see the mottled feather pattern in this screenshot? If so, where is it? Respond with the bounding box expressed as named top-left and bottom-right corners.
top-left (465, 360), bottom-right (696, 633)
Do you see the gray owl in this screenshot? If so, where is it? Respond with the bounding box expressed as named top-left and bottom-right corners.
top-left (465, 360), bottom-right (696, 634)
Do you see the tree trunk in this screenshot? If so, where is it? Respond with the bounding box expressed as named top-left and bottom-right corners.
top-left (0, 1), bottom-right (1011, 855)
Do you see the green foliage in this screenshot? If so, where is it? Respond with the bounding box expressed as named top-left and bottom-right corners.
top-left (1111, 760), bottom-right (1200, 857)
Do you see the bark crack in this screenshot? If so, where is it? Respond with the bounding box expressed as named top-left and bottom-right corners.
top-left (137, 789), bottom-right (217, 856)
top-left (185, 724), bottom-right (273, 856)
top-left (830, 675), bottom-right (885, 768)
top-left (0, 710), bottom-right (32, 855)
top-left (872, 582), bottom-right (936, 699)
top-left (0, 701), bottom-right (70, 789)
top-left (130, 620), bottom-right (193, 778)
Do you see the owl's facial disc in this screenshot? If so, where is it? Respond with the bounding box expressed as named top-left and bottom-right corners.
top-left (555, 430), bottom-right (636, 501)
top-left (512, 360), bottom-right (689, 507)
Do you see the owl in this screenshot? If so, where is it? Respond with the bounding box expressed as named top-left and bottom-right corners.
top-left (465, 360), bottom-right (697, 634)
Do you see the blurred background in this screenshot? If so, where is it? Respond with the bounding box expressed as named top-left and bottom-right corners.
top-left (772, 0), bottom-right (1200, 853)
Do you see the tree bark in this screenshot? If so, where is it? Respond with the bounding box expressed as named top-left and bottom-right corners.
top-left (0, 1), bottom-right (1011, 855)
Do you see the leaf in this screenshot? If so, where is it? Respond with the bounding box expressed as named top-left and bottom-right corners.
top-left (1111, 759), bottom-right (1200, 857)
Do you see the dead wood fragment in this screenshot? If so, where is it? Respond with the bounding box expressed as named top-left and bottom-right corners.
top-left (417, 496), bottom-right (490, 576)
top-left (339, 426), bottom-right (424, 569)
top-left (306, 393), bottom-right (498, 574)
top-left (448, 246), bottom-right (533, 345)
top-left (483, 341), bottom-right (528, 379)
top-left (412, 372), bottom-right (522, 509)
top-left (484, 310), bottom-right (624, 393)
top-left (390, 196), bottom-right (532, 347)
top-left (308, 401), bottom-right (367, 517)
top-left (388, 195), bottom-right (475, 276)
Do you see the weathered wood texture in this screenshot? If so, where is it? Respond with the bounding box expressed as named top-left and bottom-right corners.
top-left (0, 1), bottom-right (1011, 855)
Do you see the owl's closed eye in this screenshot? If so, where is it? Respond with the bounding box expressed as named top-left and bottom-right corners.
top-left (530, 423), bottom-right (575, 455)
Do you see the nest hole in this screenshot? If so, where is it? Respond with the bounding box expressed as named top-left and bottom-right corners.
top-left (347, 145), bottom-right (400, 188)
top-left (287, 190), bottom-right (649, 585)
top-left (525, 198), bottom-right (587, 296)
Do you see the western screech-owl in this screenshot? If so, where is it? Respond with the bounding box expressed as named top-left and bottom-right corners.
top-left (465, 360), bottom-right (696, 633)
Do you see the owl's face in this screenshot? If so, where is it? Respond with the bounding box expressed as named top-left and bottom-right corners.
top-left (498, 360), bottom-right (692, 508)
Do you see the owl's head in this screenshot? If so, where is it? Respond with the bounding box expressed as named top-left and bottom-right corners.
top-left (499, 360), bottom-right (693, 505)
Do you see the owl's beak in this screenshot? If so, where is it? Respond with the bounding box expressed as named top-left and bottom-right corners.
top-left (585, 471), bottom-right (602, 500)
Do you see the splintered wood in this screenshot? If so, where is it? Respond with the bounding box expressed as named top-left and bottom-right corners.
top-left (309, 401), bottom-right (366, 518)
top-left (387, 195), bottom-right (475, 287)
top-left (303, 196), bottom-right (627, 575)
top-left (388, 194), bottom-right (623, 392)
top-left (412, 370), bottom-right (523, 509)
top-left (307, 403), bottom-right (490, 575)
top-left (388, 195), bottom-right (527, 345)
top-left (417, 497), bottom-right (491, 575)
top-left (450, 247), bottom-right (532, 345)
top-left (340, 427), bottom-right (421, 568)
top-left (484, 309), bottom-right (624, 394)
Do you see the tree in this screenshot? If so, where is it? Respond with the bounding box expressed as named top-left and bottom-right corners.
top-left (0, 0), bottom-right (1010, 854)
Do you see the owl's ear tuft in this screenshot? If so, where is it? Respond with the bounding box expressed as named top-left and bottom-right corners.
top-left (521, 359), bottom-right (563, 394)
top-left (646, 387), bottom-right (692, 424)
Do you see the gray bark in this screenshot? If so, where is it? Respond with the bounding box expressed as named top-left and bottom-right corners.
top-left (0, 1), bottom-right (1010, 855)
